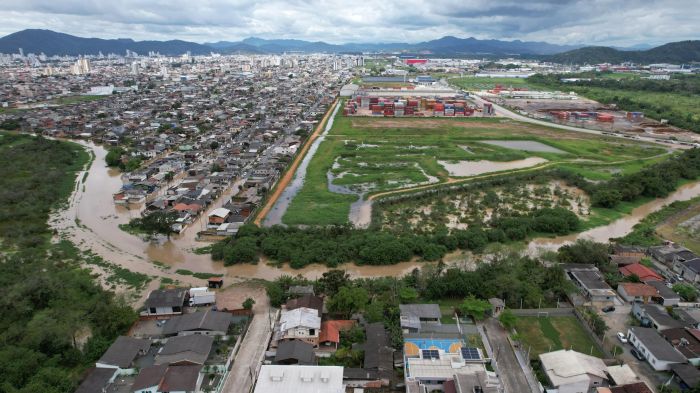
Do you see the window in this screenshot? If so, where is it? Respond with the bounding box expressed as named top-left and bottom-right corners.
top-left (309, 329), bottom-right (315, 335)
top-left (149, 307), bottom-right (156, 314)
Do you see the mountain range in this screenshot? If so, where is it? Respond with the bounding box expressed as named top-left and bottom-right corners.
top-left (0, 29), bottom-right (698, 64)
top-left (546, 41), bottom-right (700, 64)
top-left (0, 29), bottom-right (577, 57)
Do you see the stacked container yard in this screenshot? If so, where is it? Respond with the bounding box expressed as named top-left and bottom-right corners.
top-left (597, 113), bottom-right (614, 122)
top-left (433, 102), bottom-right (445, 116)
top-left (626, 111), bottom-right (644, 121)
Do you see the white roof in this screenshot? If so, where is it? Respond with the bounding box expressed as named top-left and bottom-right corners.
top-left (254, 365), bottom-right (344, 393)
top-left (539, 350), bottom-right (607, 387)
top-left (605, 365), bottom-right (640, 386)
top-left (279, 307), bottom-right (321, 331)
top-left (406, 357), bottom-right (485, 379)
top-left (208, 207), bottom-right (230, 218)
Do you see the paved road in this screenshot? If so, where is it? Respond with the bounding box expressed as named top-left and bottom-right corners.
top-left (222, 305), bottom-right (274, 393)
top-left (470, 94), bottom-right (690, 150)
top-left (484, 318), bottom-right (540, 393)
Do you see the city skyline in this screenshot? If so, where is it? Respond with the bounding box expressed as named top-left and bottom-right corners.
top-left (0, 0), bottom-right (698, 47)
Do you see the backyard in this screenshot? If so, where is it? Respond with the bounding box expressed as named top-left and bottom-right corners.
top-left (515, 316), bottom-right (603, 359)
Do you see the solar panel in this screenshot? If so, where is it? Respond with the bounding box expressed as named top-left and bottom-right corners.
top-left (422, 349), bottom-right (440, 359)
top-left (461, 347), bottom-right (481, 360)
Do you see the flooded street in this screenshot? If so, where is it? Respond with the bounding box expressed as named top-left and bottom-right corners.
top-left (439, 157), bottom-right (549, 177)
top-left (528, 180), bottom-right (700, 254)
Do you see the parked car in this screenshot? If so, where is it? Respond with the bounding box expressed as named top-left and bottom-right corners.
top-left (617, 332), bottom-right (628, 344)
top-left (631, 348), bottom-right (645, 361)
top-left (602, 305), bottom-right (616, 313)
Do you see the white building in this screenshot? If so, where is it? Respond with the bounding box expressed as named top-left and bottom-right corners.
top-left (628, 327), bottom-right (687, 371)
top-left (253, 365), bottom-right (344, 393)
top-left (538, 350), bottom-right (609, 393)
top-left (277, 307), bottom-right (321, 347)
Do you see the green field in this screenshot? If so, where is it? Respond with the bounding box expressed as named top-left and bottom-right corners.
top-left (282, 112), bottom-right (668, 226)
top-left (450, 77), bottom-right (531, 90)
top-left (515, 316), bottom-right (603, 359)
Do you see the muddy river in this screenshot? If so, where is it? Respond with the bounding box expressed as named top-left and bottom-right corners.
top-left (55, 141), bottom-right (700, 283)
top-left (527, 181), bottom-right (700, 254)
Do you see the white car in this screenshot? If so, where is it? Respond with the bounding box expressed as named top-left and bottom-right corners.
top-left (617, 332), bottom-right (628, 344)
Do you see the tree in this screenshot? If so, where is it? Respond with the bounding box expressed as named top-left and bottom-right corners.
top-left (328, 286), bottom-right (369, 317)
top-left (105, 147), bottom-right (125, 167)
top-left (210, 141), bottom-right (219, 150)
top-left (317, 270), bottom-right (350, 296)
top-left (498, 309), bottom-right (517, 330)
top-left (460, 296), bottom-right (492, 320)
top-left (242, 298), bottom-right (255, 310)
top-left (132, 210), bottom-right (179, 239)
top-left (399, 287), bottom-right (419, 303)
top-left (557, 239), bottom-right (610, 269)
top-left (673, 283), bottom-right (698, 301)
top-left (164, 171), bottom-right (174, 182)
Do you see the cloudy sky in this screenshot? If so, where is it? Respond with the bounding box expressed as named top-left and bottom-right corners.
top-left (1, 0), bottom-right (697, 46)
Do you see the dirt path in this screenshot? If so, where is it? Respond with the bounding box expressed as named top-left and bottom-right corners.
top-left (253, 99), bottom-right (338, 225)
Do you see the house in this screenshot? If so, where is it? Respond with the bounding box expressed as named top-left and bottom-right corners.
top-left (670, 363), bottom-right (700, 390)
top-left (489, 298), bottom-right (505, 317)
top-left (404, 344), bottom-right (489, 391)
top-left (274, 339), bottom-right (315, 365)
top-left (288, 285), bottom-right (315, 296)
top-left (285, 294), bottom-right (324, 317)
top-left (75, 368), bottom-right (119, 393)
top-left (613, 244), bottom-right (647, 258)
top-left (617, 283), bottom-right (657, 303)
top-left (604, 364), bottom-right (643, 386)
top-left (661, 328), bottom-right (700, 365)
top-left (207, 277), bottom-right (223, 289)
top-left (207, 207), bottom-right (230, 227)
top-left (627, 327), bottom-right (687, 370)
top-left (132, 364), bottom-right (202, 393)
top-left (632, 303), bottom-right (689, 331)
top-left (253, 365), bottom-right (345, 393)
top-left (619, 263), bottom-right (663, 283)
top-left (647, 280), bottom-right (681, 306)
top-left (567, 267), bottom-right (617, 305)
top-left (162, 309), bottom-right (231, 336)
top-left (143, 288), bottom-right (187, 316)
top-left (452, 371), bottom-right (501, 393)
top-left (319, 320), bottom-right (355, 350)
top-left (399, 304), bottom-right (441, 332)
top-left (276, 307), bottom-right (321, 347)
top-left (96, 336), bottom-right (151, 370)
top-left (344, 322), bottom-right (394, 389)
top-left (649, 244), bottom-right (695, 266)
top-left (674, 258), bottom-right (700, 283)
top-left (596, 382), bottom-right (654, 393)
top-left (538, 349), bottom-right (609, 393)
top-left (154, 335), bottom-right (214, 366)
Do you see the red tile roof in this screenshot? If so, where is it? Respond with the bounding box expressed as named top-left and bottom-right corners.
top-left (619, 263), bottom-right (663, 282)
top-left (618, 282), bottom-right (658, 297)
top-left (319, 320), bottom-right (355, 344)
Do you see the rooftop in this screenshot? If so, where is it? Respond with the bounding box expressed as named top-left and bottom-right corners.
top-left (253, 365), bottom-right (344, 393)
top-left (628, 327), bottom-right (687, 362)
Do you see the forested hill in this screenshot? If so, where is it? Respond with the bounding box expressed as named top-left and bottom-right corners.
top-left (547, 40), bottom-right (700, 64)
top-left (0, 134), bottom-right (136, 393)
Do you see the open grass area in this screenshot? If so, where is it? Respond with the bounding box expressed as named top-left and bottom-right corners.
top-left (451, 77), bottom-right (531, 90)
top-left (282, 112), bottom-right (667, 226)
top-left (515, 316), bottom-right (603, 359)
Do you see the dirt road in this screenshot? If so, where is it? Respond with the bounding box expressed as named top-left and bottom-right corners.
top-left (253, 99), bottom-right (338, 226)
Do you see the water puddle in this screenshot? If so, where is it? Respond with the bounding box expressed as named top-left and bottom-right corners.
top-left (482, 140), bottom-right (566, 154)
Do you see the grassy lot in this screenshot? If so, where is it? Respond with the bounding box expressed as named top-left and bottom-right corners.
top-left (515, 316), bottom-right (603, 359)
top-left (282, 113), bottom-right (667, 226)
top-left (451, 77), bottom-right (531, 90)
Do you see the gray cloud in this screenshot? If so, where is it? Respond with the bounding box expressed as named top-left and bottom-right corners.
top-left (0, 0), bottom-right (697, 46)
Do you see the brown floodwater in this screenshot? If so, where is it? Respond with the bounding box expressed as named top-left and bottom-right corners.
top-left (53, 141), bottom-right (432, 280)
top-left (56, 142), bottom-right (700, 281)
top-left (528, 181), bottom-right (700, 254)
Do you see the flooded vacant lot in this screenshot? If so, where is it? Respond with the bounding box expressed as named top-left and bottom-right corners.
top-left (439, 157), bottom-right (548, 177)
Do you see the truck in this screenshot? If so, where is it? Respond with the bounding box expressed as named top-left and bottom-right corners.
top-left (188, 287), bottom-right (216, 306)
